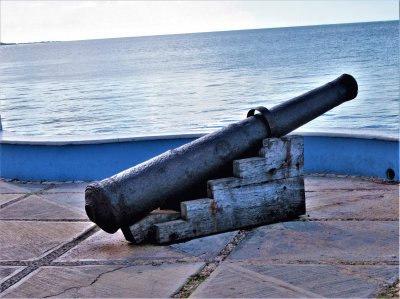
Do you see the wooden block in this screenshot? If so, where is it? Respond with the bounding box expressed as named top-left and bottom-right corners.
top-left (211, 176), bottom-right (303, 201)
top-left (121, 209), bottom-right (180, 244)
top-left (208, 166), bottom-right (302, 197)
top-left (208, 167), bottom-right (303, 196)
top-left (234, 136), bottom-right (303, 180)
top-left (210, 177), bottom-right (305, 224)
top-left (261, 135), bottom-right (304, 163)
top-left (261, 137), bottom-right (288, 164)
top-left (180, 198), bottom-right (216, 221)
top-left (284, 135), bottom-right (304, 170)
top-left (153, 219), bottom-right (217, 244)
top-left (233, 157), bottom-right (281, 178)
top-left (260, 135), bottom-right (303, 167)
top-left (155, 177), bottom-right (305, 244)
top-left (207, 177), bottom-right (242, 197)
top-left (232, 161), bottom-right (301, 184)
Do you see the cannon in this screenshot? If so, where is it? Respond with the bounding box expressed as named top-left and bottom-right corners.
top-left (85, 74), bottom-right (358, 234)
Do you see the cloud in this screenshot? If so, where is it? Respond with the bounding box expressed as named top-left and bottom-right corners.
top-left (73, 1), bottom-right (97, 9)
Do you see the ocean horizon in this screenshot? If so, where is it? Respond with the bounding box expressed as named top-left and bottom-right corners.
top-left (1, 20), bottom-right (394, 45)
top-left (0, 20), bottom-right (398, 137)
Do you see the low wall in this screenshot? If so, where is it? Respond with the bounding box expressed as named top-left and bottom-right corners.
top-left (0, 129), bottom-right (398, 182)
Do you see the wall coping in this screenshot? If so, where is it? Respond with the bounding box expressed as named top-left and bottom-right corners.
top-left (0, 128), bottom-right (398, 145)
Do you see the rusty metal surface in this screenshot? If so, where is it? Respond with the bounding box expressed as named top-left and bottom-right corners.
top-left (85, 74), bottom-right (358, 234)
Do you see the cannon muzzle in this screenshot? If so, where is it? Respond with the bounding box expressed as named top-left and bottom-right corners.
top-left (85, 74), bottom-right (358, 233)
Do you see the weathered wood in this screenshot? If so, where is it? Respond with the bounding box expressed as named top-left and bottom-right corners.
top-left (262, 135), bottom-right (302, 149)
top-left (121, 210), bottom-right (180, 243)
top-left (153, 177), bottom-right (305, 244)
top-left (123, 136), bottom-right (305, 244)
top-left (180, 198), bottom-right (216, 221)
top-left (234, 157), bottom-right (277, 178)
top-left (260, 135), bottom-right (304, 170)
top-left (153, 219), bottom-right (217, 244)
top-left (211, 176), bottom-right (304, 203)
top-left (208, 165), bottom-right (302, 196)
top-left (225, 136), bottom-right (303, 187)
top-left (233, 155), bottom-right (302, 181)
top-left (209, 177), bottom-right (305, 230)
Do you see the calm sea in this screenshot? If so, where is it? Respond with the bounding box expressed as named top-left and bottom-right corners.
top-left (0, 21), bottom-right (398, 137)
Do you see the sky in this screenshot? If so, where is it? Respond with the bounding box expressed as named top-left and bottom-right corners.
top-left (0, 0), bottom-right (398, 43)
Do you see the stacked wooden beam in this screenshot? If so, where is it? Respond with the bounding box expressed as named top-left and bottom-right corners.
top-left (122, 135), bottom-right (305, 244)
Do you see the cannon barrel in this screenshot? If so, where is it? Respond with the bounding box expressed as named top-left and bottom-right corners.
top-left (85, 74), bottom-right (358, 233)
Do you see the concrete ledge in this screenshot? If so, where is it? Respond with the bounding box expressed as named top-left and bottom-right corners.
top-left (1, 129), bottom-right (398, 181)
top-left (1, 128), bottom-right (398, 145)
top-left (0, 131), bottom-right (207, 145)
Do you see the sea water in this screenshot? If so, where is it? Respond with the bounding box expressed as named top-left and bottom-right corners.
top-left (0, 21), bottom-right (398, 137)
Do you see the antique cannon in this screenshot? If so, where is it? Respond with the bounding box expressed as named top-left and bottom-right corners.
top-left (85, 74), bottom-right (358, 234)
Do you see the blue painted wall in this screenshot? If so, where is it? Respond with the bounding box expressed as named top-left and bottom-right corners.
top-left (0, 138), bottom-right (194, 181)
top-left (1, 135), bottom-right (398, 182)
top-left (304, 136), bottom-right (399, 181)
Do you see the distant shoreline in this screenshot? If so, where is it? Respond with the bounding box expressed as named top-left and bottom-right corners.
top-left (0, 41), bottom-right (56, 46)
top-left (1, 19), bottom-right (397, 46)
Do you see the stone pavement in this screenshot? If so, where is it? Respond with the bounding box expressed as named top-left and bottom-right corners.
top-left (0, 176), bottom-right (398, 298)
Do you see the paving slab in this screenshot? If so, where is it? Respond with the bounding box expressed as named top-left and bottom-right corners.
top-left (0, 177), bottom-right (397, 298)
top-left (228, 221), bottom-right (399, 263)
top-left (0, 194), bottom-right (23, 206)
top-left (0, 221), bottom-right (94, 261)
top-left (0, 267), bottom-right (25, 284)
top-left (304, 176), bottom-right (399, 192)
top-left (56, 229), bottom-right (192, 262)
top-left (0, 195), bottom-right (86, 220)
top-left (0, 181), bottom-right (46, 194)
top-left (306, 190), bottom-right (399, 220)
top-left (44, 182), bottom-right (89, 193)
top-left (191, 263), bottom-right (399, 298)
top-left (170, 231), bottom-right (237, 260)
top-left (38, 192), bottom-right (85, 212)
top-left (57, 229), bottom-right (235, 263)
top-left (2, 263), bottom-right (204, 298)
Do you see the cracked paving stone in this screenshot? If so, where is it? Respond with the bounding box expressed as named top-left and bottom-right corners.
top-left (2, 263), bottom-right (204, 298)
top-left (0, 221), bottom-right (94, 261)
top-left (57, 229), bottom-right (237, 263)
top-left (0, 195), bottom-right (86, 220)
top-left (56, 230), bottom-right (193, 262)
top-left (228, 221), bottom-right (399, 263)
top-left (191, 263), bottom-right (399, 298)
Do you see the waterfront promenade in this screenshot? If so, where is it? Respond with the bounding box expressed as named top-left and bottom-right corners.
top-left (1, 175), bottom-right (398, 298)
